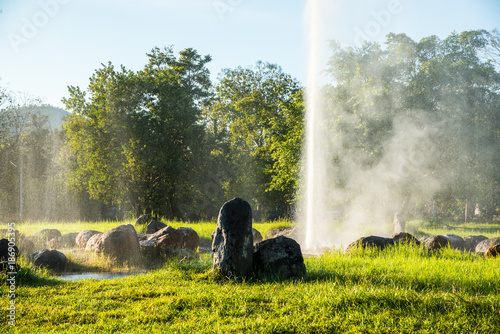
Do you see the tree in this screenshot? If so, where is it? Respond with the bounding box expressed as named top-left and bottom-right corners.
top-left (324, 29), bottom-right (500, 221)
top-left (205, 62), bottom-right (302, 217)
top-left (63, 47), bottom-right (212, 219)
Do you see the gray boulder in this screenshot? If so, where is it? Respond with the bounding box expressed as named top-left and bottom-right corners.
top-left (32, 229), bottom-right (61, 242)
top-left (212, 198), bottom-right (254, 277)
top-left (146, 220), bottom-right (167, 234)
top-left (424, 235), bottom-right (450, 251)
top-left (60, 233), bottom-right (79, 248)
top-left (33, 249), bottom-right (67, 271)
top-left (463, 235), bottom-right (488, 252)
top-left (475, 237), bottom-right (500, 254)
top-left (252, 228), bottom-right (263, 245)
top-left (177, 227), bottom-right (199, 251)
top-left (76, 230), bottom-right (102, 249)
top-left (443, 234), bottom-right (465, 250)
top-left (85, 224), bottom-right (140, 262)
top-left (149, 226), bottom-right (183, 251)
top-left (346, 236), bottom-right (395, 252)
top-left (139, 239), bottom-right (161, 258)
top-left (135, 214), bottom-right (153, 225)
top-left (390, 232), bottom-right (421, 246)
top-left (253, 236), bottom-right (306, 279)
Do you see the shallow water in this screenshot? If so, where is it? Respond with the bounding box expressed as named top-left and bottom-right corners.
top-left (57, 271), bottom-right (147, 281)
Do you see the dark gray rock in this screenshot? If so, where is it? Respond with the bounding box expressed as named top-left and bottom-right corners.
top-left (443, 234), bottom-right (465, 250)
top-left (33, 249), bottom-right (67, 271)
top-left (390, 232), bottom-right (421, 246)
top-left (253, 236), bottom-right (306, 279)
top-left (85, 225), bottom-right (140, 262)
top-left (60, 233), bottom-right (79, 248)
top-left (252, 228), bottom-right (263, 245)
top-left (149, 226), bottom-right (183, 251)
top-left (135, 214), bottom-right (153, 225)
top-left (212, 198), bottom-right (254, 277)
top-left (346, 236), bottom-right (395, 252)
top-left (76, 230), bottom-right (102, 249)
top-left (463, 235), bottom-right (488, 252)
top-left (424, 235), bottom-right (450, 251)
top-left (475, 237), bottom-right (500, 254)
top-left (146, 220), bottom-right (167, 234)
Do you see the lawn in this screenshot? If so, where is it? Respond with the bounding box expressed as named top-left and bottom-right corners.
top-left (1, 219), bottom-right (500, 333)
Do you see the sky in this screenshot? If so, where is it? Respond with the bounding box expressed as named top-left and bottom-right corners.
top-left (0, 0), bottom-right (498, 109)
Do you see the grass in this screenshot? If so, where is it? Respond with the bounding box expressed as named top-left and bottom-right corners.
top-left (2, 245), bottom-right (499, 333)
top-left (406, 219), bottom-right (500, 239)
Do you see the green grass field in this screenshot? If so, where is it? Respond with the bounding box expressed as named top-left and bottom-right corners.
top-left (2, 219), bottom-right (500, 333)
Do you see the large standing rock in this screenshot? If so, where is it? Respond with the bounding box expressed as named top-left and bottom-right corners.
top-left (135, 214), bottom-right (153, 225)
top-left (390, 232), bottom-right (421, 246)
top-left (85, 225), bottom-right (140, 262)
top-left (346, 236), bottom-right (395, 253)
top-left (212, 198), bottom-right (254, 277)
top-left (424, 235), bottom-right (450, 251)
top-left (60, 233), bottom-right (79, 248)
top-left (443, 234), bottom-right (465, 250)
top-left (146, 220), bottom-right (167, 235)
top-left (463, 235), bottom-right (488, 252)
top-left (32, 229), bottom-right (61, 242)
top-left (253, 236), bottom-right (306, 279)
top-left (76, 230), bottom-right (102, 249)
top-left (475, 237), bottom-right (500, 254)
top-left (33, 249), bottom-right (67, 271)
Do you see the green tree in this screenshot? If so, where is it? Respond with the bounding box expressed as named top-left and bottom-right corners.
top-left (205, 62), bottom-right (302, 217)
top-left (63, 47), bottom-right (212, 219)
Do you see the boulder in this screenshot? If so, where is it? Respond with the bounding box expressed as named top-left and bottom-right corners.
top-left (31, 229), bottom-right (61, 242)
top-left (146, 220), bottom-right (167, 234)
top-left (346, 236), bottom-right (395, 252)
top-left (139, 239), bottom-right (161, 258)
top-left (0, 238), bottom-right (19, 262)
top-left (252, 228), bottom-right (263, 245)
top-left (135, 214), bottom-right (153, 225)
top-left (33, 249), bottom-right (67, 271)
top-left (21, 238), bottom-right (35, 254)
top-left (424, 235), bottom-right (450, 251)
top-left (390, 232), bottom-right (421, 246)
top-left (212, 198), bottom-right (254, 277)
top-left (463, 235), bottom-right (488, 252)
top-left (443, 234), bottom-right (465, 250)
top-left (177, 227), bottom-right (199, 251)
top-left (48, 238), bottom-right (61, 250)
top-left (485, 244), bottom-right (500, 258)
top-left (149, 226), bottom-right (183, 251)
top-left (475, 237), bottom-right (500, 254)
top-left (136, 233), bottom-right (148, 241)
top-left (85, 224), bottom-right (140, 262)
top-left (60, 233), bottom-right (79, 248)
top-left (76, 230), bottom-right (102, 249)
top-left (253, 236), bottom-right (306, 279)
top-left (266, 228), bottom-right (294, 240)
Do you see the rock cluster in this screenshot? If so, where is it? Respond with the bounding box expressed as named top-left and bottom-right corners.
top-left (212, 198), bottom-right (305, 279)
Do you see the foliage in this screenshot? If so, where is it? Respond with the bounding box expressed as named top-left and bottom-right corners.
top-left (63, 47), bottom-right (212, 219)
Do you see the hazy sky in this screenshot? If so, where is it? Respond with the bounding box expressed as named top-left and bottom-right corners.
top-left (0, 0), bottom-right (498, 109)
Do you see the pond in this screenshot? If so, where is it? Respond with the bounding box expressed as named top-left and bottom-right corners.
top-left (57, 270), bottom-right (148, 281)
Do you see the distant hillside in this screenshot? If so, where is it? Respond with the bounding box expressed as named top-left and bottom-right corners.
top-left (32, 105), bottom-right (70, 130)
